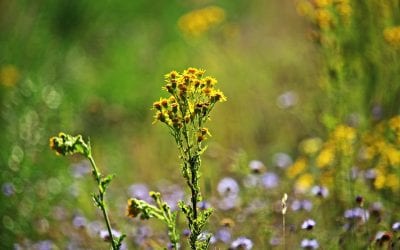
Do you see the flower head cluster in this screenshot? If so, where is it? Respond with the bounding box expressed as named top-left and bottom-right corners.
top-left (361, 116), bottom-right (400, 191)
top-left (153, 68), bottom-right (226, 142)
top-left (286, 124), bottom-right (357, 192)
top-left (49, 132), bottom-right (90, 157)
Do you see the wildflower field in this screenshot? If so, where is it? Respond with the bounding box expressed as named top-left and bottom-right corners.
top-left (1, 0), bottom-right (400, 249)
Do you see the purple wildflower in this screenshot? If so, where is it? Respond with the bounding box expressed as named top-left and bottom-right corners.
top-left (273, 152), bottom-right (293, 169)
top-left (392, 222), bottom-right (400, 231)
top-left (248, 160), bottom-right (265, 173)
top-left (261, 172), bottom-right (279, 189)
top-left (2, 182), bottom-right (15, 196)
top-left (301, 219), bottom-right (316, 230)
top-left (310, 185), bottom-right (329, 198)
top-left (230, 237), bottom-right (253, 250)
top-left (301, 238), bottom-right (319, 249)
top-left (217, 177), bottom-right (239, 197)
top-left (215, 228), bottom-right (231, 243)
top-left (291, 199), bottom-right (313, 212)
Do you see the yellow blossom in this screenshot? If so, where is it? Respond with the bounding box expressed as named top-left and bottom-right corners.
top-left (315, 9), bottom-right (332, 29)
top-left (315, 0), bottom-right (332, 8)
top-left (332, 124), bottom-right (356, 142)
top-left (386, 174), bottom-right (400, 191)
top-left (389, 116), bottom-right (400, 131)
top-left (384, 145), bottom-right (400, 166)
top-left (295, 173), bottom-right (314, 193)
top-left (178, 6), bottom-right (225, 37)
top-left (316, 147), bottom-right (335, 168)
top-left (287, 157), bottom-right (307, 178)
top-left (374, 169), bottom-right (386, 189)
top-left (384, 26), bottom-right (400, 47)
top-left (300, 137), bottom-right (323, 155)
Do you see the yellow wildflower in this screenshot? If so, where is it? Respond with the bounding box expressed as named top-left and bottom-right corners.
top-left (287, 157), bottom-right (307, 178)
top-left (386, 174), bottom-right (400, 191)
top-left (384, 145), bottom-right (400, 166)
top-left (178, 6), bottom-right (225, 37)
top-left (315, 0), bottom-right (332, 8)
top-left (374, 169), bottom-right (386, 190)
top-left (316, 147), bottom-right (335, 168)
top-left (315, 9), bottom-right (332, 29)
top-left (295, 173), bottom-right (314, 193)
top-left (389, 116), bottom-right (400, 131)
top-left (383, 26), bottom-right (400, 47)
top-left (300, 137), bottom-right (323, 155)
top-left (333, 124), bottom-right (356, 142)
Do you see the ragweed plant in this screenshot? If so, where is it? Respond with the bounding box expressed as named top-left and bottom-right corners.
top-left (49, 133), bottom-right (125, 250)
top-left (127, 67), bottom-right (226, 249)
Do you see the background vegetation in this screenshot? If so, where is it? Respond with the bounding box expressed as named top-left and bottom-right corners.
top-left (1, 0), bottom-right (400, 249)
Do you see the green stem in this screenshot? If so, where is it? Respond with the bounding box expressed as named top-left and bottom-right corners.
top-left (88, 155), bottom-right (118, 250)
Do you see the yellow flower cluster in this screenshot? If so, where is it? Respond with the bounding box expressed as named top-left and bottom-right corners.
top-left (295, 0), bottom-right (352, 31)
top-left (153, 68), bottom-right (226, 142)
top-left (178, 6), bottom-right (225, 37)
top-left (384, 26), bottom-right (400, 47)
top-left (287, 115), bottom-right (400, 192)
top-left (361, 116), bottom-right (400, 191)
top-left (316, 124), bottom-right (356, 168)
top-left (287, 124), bottom-right (356, 190)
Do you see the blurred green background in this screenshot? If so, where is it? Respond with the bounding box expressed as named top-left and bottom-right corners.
top-left (1, 0), bottom-right (400, 249)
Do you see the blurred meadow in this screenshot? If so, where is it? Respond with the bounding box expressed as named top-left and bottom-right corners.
top-left (1, 0), bottom-right (400, 249)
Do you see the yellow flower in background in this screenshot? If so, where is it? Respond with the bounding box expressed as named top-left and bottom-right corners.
top-left (300, 137), bottom-right (323, 155)
top-left (315, 9), bottom-right (332, 29)
top-left (374, 169), bottom-right (386, 189)
top-left (387, 116), bottom-right (400, 145)
top-left (332, 124), bottom-right (356, 155)
top-left (386, 174), bottom-right (400, 191)
top-left (178, 6), bottom-right (225, 37)
top-left (295, 173), bottom-right (314, 192)
top-left (336, 2), bottom-right (352, 20)
top-left (316, 146), bottom-right (335, 168)
top-left (389, 116), bottom-right (400, 131)
top-left (333, 124), bottom-right (356, 142)
top-left (287, 157), bottom-right (307, 178)
top-left (384, 26), bottom-right (400, 47)
top-left (383, 145), bottom-right (400, 166)
top-left (0, 65), bottom-right (20, 87)
top-left (315, 0), bottom-right (332, 8)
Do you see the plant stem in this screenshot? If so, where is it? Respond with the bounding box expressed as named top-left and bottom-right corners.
top-left (88, 155), bottom-right (118, 250)
top-left (282, 214), bottom-right (286, 250)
